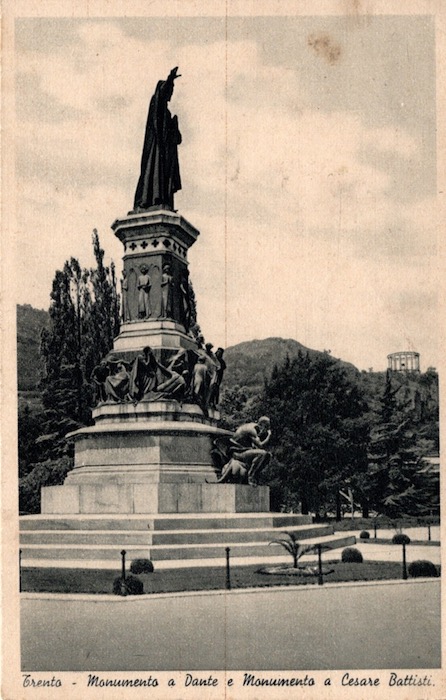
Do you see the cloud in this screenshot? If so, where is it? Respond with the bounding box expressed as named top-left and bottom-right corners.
top-left (14, 19), bottom-right (438, 370)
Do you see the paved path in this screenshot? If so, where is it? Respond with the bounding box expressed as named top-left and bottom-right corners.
top-left (21, 580), bottom-right (440, 671)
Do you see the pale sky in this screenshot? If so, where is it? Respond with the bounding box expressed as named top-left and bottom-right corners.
top-left (14, 14), bottom-right (439, 371)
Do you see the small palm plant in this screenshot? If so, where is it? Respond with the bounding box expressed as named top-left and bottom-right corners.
top-left (269, 531), bottom-right (315, 569)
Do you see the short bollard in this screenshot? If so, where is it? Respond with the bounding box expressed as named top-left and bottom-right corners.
top-left (19, 548), bottom-right (22, 593)
top-left (225, 547), bottom-right (231, 590)
top-left (373, 521), bottom-right (378, 539)
top-left (402, 543), bottom-right (408, 580)
top-left (120, 550), bottom-right (127, 596)
top-left (428, 523), bottom-right (431, 542)
top-left (317, 544), bottom-right (323, 586)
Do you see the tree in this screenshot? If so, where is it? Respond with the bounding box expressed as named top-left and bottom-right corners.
top-left (365, 370), bottom-right (439, 518)
top-left (19, 232), bottom-right (119, 513)
top-left (258, 352), bottom-right (369, 517)
top-left (218, 385), bottom-right (253, 432)
top-left (89, 229), bottom-right (120, 366)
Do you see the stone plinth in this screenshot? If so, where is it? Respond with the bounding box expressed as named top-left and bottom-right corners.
top-left (112, 320), bottom-right (196, 355)
top-left (63, 400), bottom-right (227, 486)
top-left (41, 483), bottom-right (270, 515)
top-left (41, 399), bottom-right (271, 515)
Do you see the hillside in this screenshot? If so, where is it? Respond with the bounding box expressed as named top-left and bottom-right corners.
top-left (222, 338), bottom-right (438, 451)
top-left (17, 304), bottom-right (49, 392)
top-left (223, 337), bottom-right (358, 394)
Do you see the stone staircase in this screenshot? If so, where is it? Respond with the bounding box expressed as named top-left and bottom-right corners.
top-left (20, 513), bottom-right (355, 569)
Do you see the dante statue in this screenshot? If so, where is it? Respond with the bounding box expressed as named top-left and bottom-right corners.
top-left (134, 67), bottom-right (182, 211)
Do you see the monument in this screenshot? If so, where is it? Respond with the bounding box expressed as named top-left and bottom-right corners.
top-left (20, 70), bottom-right (354, 567)
top-left (40, 67), bottom-right (270, 517)
top-left (387, 350), bottom-right (420, 373)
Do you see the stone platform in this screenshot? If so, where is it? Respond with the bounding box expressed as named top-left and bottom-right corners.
top-left (41, 400), bottom-right (260, 515)
top-left (20, 513), bottom-right (356, 568)
top-left (42, 483), bottom-right (270, 515)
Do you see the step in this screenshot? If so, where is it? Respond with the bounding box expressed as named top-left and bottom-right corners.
top-left (20, 523), bottom-right (333, 547)
top-left (20, 534), bottom-right (355, 564)
top-left (20, 512), bottom-right (313, 532)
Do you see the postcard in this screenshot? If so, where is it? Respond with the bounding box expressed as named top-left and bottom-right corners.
top-left (2, 1), bottom-right (444, 698)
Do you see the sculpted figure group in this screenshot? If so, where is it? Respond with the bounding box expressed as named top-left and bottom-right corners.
top-left (210, 417), bottom-right (272, 487)
top-left (91, 343), bottom-right (226, 412)
top-left (119, 262), bottom-right (194, 329)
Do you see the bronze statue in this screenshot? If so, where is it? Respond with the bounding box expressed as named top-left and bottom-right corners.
top-left (192, 356), bottom-right (209, 415)
top-left (159, 263), bottom-right (173, 318)
top-left (91, 361), bottom-right (110, 403)
top-left (179, 268), bottom-right (192, 331)
top-left (120, 270), bottom-right (131, 322)
top-left (134, 67), bottom-right (182, 211)
top-left (209, 347), bottom-right (226, 408)
top-left (210, 417), bottom-right (272, 486)
top-left (104, 361), bottom-right (131, 402)
top-left (129, 346), bottom-right (186, 403)
top-left (137, 265), bottom-right (152, 319)
top-left (129, 346), bottom-right (159, 401)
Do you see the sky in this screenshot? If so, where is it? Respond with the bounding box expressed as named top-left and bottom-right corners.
top-left (13, 13), bottom-right (439, 371)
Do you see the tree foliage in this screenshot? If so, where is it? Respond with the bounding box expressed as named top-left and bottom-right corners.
top-left (18, 231), bottom-right (119, 513)
top-left (364, 370), bottom-right (439, 518)
top-left (257, 352), bottom-right (369, 515)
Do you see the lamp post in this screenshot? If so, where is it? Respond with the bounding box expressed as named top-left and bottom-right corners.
top-left (402, 543), bottom-right (408, 580)
top-left (225, 547), bottom-right (231, 590)
top-left (317, 544), bottom-right (324, 585)
top-left (120, 549), bottom-right (127, 596)
top-left (373, 520), bottom-right (378, 539)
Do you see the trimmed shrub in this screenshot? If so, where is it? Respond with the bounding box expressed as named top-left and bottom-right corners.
top-left (130, 558), bottom-right (154, 575)
top-left (359, 530), bottom-right (370, 539)
top-left (113, 575), bottom-right (144, 596)
top-left (341, 547), bottom-right (363, 563)
top-left (392, 533), bottom-right (411, 545)
top-left (408, 560), bottom-right (439, 578)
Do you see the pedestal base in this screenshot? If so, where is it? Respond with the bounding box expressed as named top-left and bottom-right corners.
top-left (43, 400), bottom-right (268, 514)
top-left (41, 483), bottom-right (270, 514)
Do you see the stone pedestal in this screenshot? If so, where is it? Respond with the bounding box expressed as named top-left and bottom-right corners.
top-left (112, 209), bottom-right (199, 354)
top-left (41, 399), bottom-right (271, 514)
top-left (41, 483), bottom-right (270, 515)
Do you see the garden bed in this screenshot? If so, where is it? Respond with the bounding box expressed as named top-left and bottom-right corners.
top-left (21, 560), bottom-right (440, 596)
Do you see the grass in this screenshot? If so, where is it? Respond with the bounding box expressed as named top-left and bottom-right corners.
top-left (331, 516), bottom-right (440, 532)
top-left (21, 560), bottom-right (440, 596)
top-left (359, 538), bottom-right (439, 546)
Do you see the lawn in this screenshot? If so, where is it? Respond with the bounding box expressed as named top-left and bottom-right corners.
top-left (331, 516), bottom-right (439, 532)
top-left (21, 560), bottom-right (439, 596)
top-left (358, 537), bottom-right (439, 546)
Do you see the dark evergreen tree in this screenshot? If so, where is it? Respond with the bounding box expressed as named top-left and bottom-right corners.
top-left (89, 229), bottom-right (120, 365)
top-left (365, 370), bottom-right (439, 517)
top-left (19, 233), bottom-right (119, 513)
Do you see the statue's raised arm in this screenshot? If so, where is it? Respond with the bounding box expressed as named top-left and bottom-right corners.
top-left (133, 68), bottom-right (182, 211)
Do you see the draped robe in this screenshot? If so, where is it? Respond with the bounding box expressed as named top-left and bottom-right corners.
top-left (134, 78), bottom-right (182, 210)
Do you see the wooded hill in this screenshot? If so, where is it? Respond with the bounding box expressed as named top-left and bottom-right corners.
top-left (17, 304), bottom-right (49, 393)
top-left (17, 307), bottom-right (438, 432)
